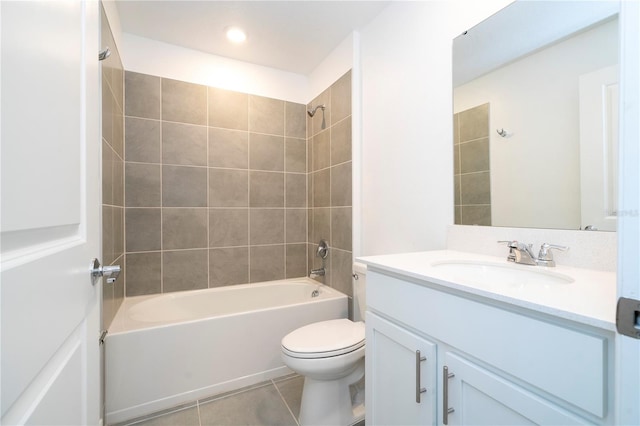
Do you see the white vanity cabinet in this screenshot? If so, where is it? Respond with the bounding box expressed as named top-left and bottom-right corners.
top-left (365, 268), bottom-right (615, 426)
top-left (366, 312), bottom-right (437, 425)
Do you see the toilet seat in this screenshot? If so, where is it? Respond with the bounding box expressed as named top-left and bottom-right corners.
top-left (282, 319), bottom-right (365, 359)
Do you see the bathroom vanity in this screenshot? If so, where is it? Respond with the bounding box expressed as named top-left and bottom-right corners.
top-left (360, 250), bottom-right (617, 425)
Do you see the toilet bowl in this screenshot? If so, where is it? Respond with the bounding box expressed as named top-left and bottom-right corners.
top-left (281, 263), bottom-right (367, 426)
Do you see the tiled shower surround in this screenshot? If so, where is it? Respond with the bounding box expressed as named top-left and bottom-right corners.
top-left (307, 72), bottom-right (354, 301)
top-left (454, 103), bottom-right (492, 226)
top-left (101, 4), bottom-right (125, 328)
top-left (123, 70), bottom-right (352, 298)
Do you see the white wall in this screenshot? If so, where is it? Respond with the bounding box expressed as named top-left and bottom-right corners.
top-left (454, 19), bottom-right (618, 230)
top-left (308, 33), bottom-right (355, 101)
top-left (119, 33), bottom-right (310, 104)
top-left (359, 0), bottom-right (512, 256)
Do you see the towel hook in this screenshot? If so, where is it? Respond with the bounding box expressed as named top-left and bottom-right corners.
top-left (496, 128), bottom-right (510, 137)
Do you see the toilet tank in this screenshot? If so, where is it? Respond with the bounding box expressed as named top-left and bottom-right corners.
top-left (352, 262), bottom-right (367, 322)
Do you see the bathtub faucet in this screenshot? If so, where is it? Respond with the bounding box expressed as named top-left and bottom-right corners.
top-left (309, 267), bottom-right (325, 278)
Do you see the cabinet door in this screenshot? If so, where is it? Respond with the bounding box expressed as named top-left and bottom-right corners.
top-left (366, 313), bottom-right (436, 425)
top-left (443, 353), bottom-right (588, 425)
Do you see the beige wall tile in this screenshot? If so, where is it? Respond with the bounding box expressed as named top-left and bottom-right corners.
top-left (125, 208), bottom-right (161, 252)
top-left (126, 252), bottom-right (161, 296)
top-left (461, 171), bottom-right (491, 205)
top-left (162, 122), bottom-right (207, 166)
top-left (162, 78), bottom-right (207, 125)
top-left (125, 71), bottom-right (160, 119)
top-left (162, 208), bottom-right (208, 249)
top-left (162, 165), bottom-right (207, 207)
top-left (286, 174), bottom-right (306, 208)
top-left (285, 102), bottom-right (306, 138)
top-left (125, 117), bottom-right (160, 163)
top-left (331, 116), bottom-right (352, 166)
top-left (249, 133), bottom-right (284, 171)
top-left (286, 209), bottom-right (307, 243)
top-left (312, 208), bottom-right (330, 245)
top-left (330, 248), bottom-right (353, 297)
top-left (459, 103), bottom-right (489, 142)
top-left (249, 95), bottom-right (284, 136)
top-left (286, 244), bottom-right (307, 278)
top-left (250, 245), bottom-right (285, 283)
top-left (208, 128), bottom-right (248, 169)
top-left (330, 70), bottom-right (351, 123)
top-left (163, 249), bottom-right (208, 292)
top-left (102, 141), bottom-right (113, 206)
top-left (209, 208), bottom-right (248, 247)
top-left (312, 169), bottom-right (330, 207)
top-left (209, 169), bottom-right (249, 207)
top-left (209, 247), bottom-right (249, 287)
top-left (312, 130), bottom-right (330, 171)
top-left (461, 205), bottom-right (492, 226)
top-left (330, 162), bottom-right (352, 207)
top-left (460, 138), bottom-right (490, 173)
top-left (285, 138), bottom-right (306, 173)
top-left (331, 207), bottom-right (352, 251)
top-left (208, 87), bottom-right (248, 131)
top-left (249, 171), bottom-right (284, 207)
top-left (250, 209), bottom-right (284, 245)
top-left (125, 163), bottom-right (161, 207)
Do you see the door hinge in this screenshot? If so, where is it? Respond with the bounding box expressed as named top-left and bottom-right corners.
top-left (616, 297), bottom-right (640, 339)
top-left (99, 329), bottom-right (108, 346)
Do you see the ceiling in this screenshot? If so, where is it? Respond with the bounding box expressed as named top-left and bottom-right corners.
top-left (115, 1), bottom-right (390, 75)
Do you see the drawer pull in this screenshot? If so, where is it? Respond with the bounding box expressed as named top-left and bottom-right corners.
top-left (443, 366), bottom-right (455, 424)
top-left (415, 350), bottom-right (427, 403)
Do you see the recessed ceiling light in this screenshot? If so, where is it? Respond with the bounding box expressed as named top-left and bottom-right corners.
top-left (226, 27), bottom-right (247, 44)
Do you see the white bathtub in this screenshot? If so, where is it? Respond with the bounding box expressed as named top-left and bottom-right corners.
top-left (105, 278), bottom-right (347, 424)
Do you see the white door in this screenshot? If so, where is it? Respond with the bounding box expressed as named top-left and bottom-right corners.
top-left (615, 1), bottom-right (640, 424)
top-left (579, 65), bottom-right (619, 232)
top-left (1, 1), bottom-right (101, 424)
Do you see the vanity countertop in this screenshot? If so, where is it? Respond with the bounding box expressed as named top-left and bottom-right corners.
top-left (358, 250), bottom-right (617, 331)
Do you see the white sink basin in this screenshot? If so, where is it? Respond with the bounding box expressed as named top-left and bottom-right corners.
top-left (430, 260), bottom-right (574, 286)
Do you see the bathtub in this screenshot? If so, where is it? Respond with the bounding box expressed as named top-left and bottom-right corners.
top-left (105, 278), bottom-right (347, 424)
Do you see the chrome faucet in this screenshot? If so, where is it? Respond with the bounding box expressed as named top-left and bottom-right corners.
top-left (310, 267), bottom-right (325, 278)
top-left (310, 239), bottom-right (329, 278)
top-left (498, 241), bottom-right (568, 267)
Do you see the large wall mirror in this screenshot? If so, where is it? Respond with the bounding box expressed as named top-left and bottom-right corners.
top-left (453, 1), bottom-right (619, 231)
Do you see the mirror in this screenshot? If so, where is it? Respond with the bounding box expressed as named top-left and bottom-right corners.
top-left (453, 1), bottom-right (619, 231)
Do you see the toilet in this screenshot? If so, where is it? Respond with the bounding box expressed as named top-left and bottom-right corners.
top-left (281, 263), bottom-right (367, 426)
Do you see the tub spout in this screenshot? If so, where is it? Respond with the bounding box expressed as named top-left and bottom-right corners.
top-left (310, 267), bottom-right (325, 278)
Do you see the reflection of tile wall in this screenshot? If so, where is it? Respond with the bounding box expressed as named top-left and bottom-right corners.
top-left (307, 71), bottom-right (353, 309)
top-left (454, 103), bottom-right (491, 226)
top-left (124, 71), bottom-right (307, 296)
top-left (101, 5), bottom-right (125, 328)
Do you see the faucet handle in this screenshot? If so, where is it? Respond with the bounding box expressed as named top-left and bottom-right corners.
top-left (537, 243), bottom-right (568, 267)
top-left (497, 240), bottom-right (518, 262)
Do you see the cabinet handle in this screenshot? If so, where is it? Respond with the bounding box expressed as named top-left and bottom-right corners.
top-left (443, 366), bottom-right (455, 425)
top-left (415, 350), bottom-right (427, 403)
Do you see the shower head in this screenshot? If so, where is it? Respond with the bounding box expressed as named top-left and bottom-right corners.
top-left (307, 104), bottom-right (326, 117)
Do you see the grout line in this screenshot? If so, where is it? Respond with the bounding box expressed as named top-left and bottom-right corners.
top-left (196, 400), bottom-right (202, 426)
top-left (272, 379), bottom-right (300, 426)
top-left (159, 78), bottom-right (164, 294)
top-left (283, 102), bottom-right (287, 279)
top-left (206, 85), bottom-right (211, 290)
top-left (247, 95), bottom-right (252, 283)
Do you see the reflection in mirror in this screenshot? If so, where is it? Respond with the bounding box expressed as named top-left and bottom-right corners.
top-left (453, 1), bottom-right (619, 231)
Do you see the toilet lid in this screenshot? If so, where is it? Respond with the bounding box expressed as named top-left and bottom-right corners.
top-left (282, 319), bottom-right (365, 359)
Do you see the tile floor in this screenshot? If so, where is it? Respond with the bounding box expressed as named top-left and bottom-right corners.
top-left (114, 374), bottom-right (304, 426)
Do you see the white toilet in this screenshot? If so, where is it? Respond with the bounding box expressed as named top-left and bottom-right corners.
top-left (281, 263), bottom-right (367, 426)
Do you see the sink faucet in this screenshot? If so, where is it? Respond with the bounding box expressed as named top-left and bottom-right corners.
top-left (498, 241), bottom-right (568, 267)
